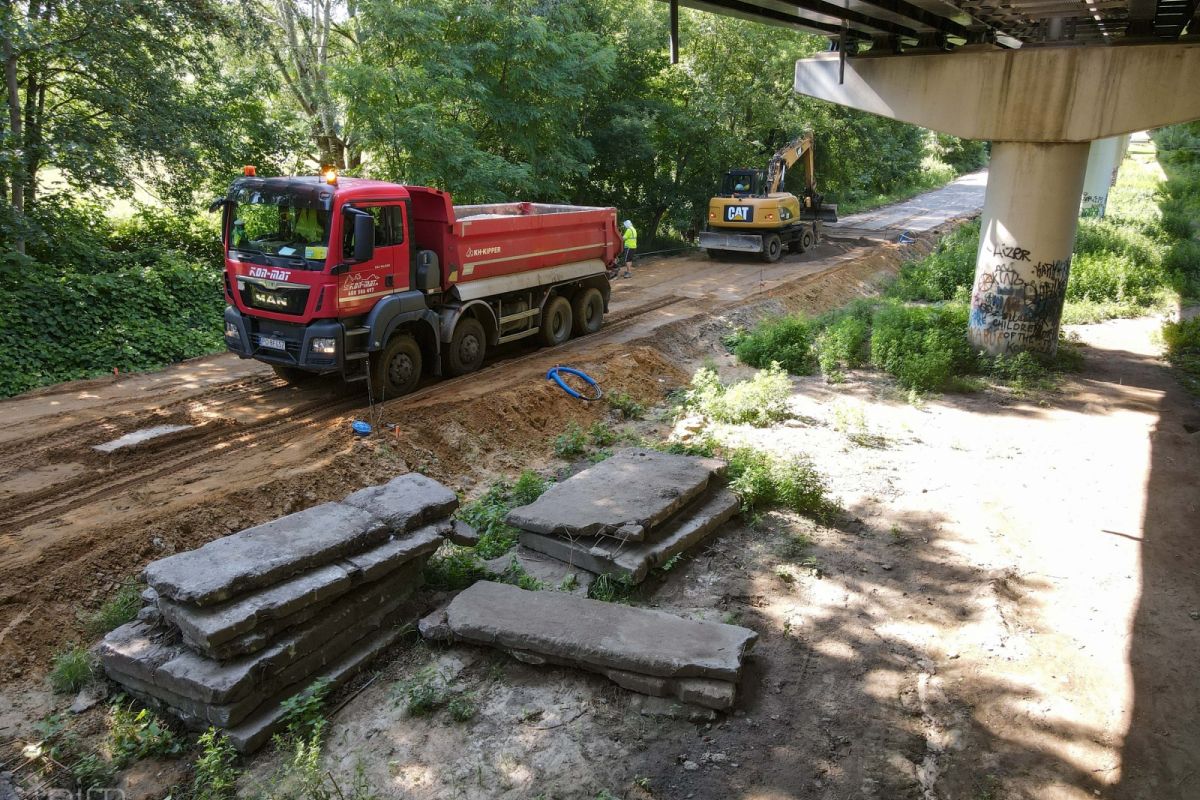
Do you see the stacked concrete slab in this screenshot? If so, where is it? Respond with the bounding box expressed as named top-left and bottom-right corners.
top-left (507, 448), bottom-right (740, 582)
top-left (422, 581), bottom-right (757, 709)
top-left (98, 473), bottom-right (457, 753)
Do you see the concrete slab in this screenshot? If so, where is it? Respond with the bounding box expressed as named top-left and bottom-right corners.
top-left (143, 502), bottom-right (388, 606)
top-left (101, 562), bottom-right (423, 705)
top-left (157, 524), bottom-right (443, 655)
top-left (440, 581), bottom-right (756, 680)
top-left (341, 473), bottom-right (458, 531)
top-left (93, 425), bottom-right (193, 453)
top-left (505, 449), bottom-right (725, 540)
top-left (519, 488), bottom-right (739, 583)
top-left (483, 548), bottom-right (594, 595)
top-left (503, 648), bottom-right (737, 710)
top-left (106, 596), bottom-right (421, 728)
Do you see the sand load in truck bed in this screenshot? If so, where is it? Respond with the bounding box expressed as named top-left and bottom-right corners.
top-left (98, 473), bottom-right (459, 753)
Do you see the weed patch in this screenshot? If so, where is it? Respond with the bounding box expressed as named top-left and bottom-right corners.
top-left (1163, 316), bottom-right (1200, 394)
top-left (109, 701), bottom-right (183, 767)
top-left (552, 422), bottom-right (588, 458)
top-left (726, 447), bottom-right (839, 522)
top-left (587, 572), bottom-right (638, 604)
top-left (49, 645), bottom-right (95, 694)
top-left (732, 316), bottom-right (818, 374)
top-left (83, 581), bottom-right (143, 636)
top-left (684, 364), bottom-right (792, 426)
top-left (193, 728), bottom-right (240, 800)
top-left (607, 391), bottom-right (645, 420)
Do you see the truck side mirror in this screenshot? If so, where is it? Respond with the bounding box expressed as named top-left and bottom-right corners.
top-left (416, 250), bottom-right (440, 291)
top-left (353, 213), bottom-right (375, 262)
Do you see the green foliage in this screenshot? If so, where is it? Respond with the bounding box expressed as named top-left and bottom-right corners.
top-left (423, 545), bottom-right (490, 591)
top-left (652, 433), bottom-right (720, 458)
top-left (109, 702), bottom-right (183, 767)
top-left (588, 421), bottom-right (618, 447)
top-left (457, 473), bottom-right (549, 560)
top-left (587, 572), bottom-right (638, 604)
top-left (448, 694), bottom-right (478, 722)
top-left (193, 728), bottom-right (241, 800)
top-left (278, 678), bottom-right (333, 743)
top-left (815, 301), bottom-right (876, 379)
top-left (394, 667), bottom-right (452, 717)
top-left (1162, 317), bottom-right (1200, 394)
top-left (84, 582), bottom-right (143, 636)
top-left (725, 447), bottom-right (838, 522)
top-left (606, 391), bottom-right (645, 420)
top-left (497, 556), bottom-right (545, 591)
top-left (0, 204), bottom-right (225, 398)
top-left (733, 316), bottom-right (817, 374)
top-left (553, 422), bottom-right (589, 458)
top-left (889, 221), bottom-right (981, 302)
top-left (869, 302), bottom-right (978, 392)
top-left (685, 364), bottom-right (792, 426)
top-left (49, 645), bottom-right (95, 694)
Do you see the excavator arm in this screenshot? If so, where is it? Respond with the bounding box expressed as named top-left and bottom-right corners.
top-left (765, 132), bottom-right (815, 195)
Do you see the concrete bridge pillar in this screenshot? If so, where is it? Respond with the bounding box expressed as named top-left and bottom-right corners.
top-left (794, 43), bottom-right (1200, 356)
top-left (970, 141), bottom-right (1088, 355)
top-left (1081, 136), bottom-right (1126, 218)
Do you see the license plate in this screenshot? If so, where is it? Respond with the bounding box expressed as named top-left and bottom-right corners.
top-left (259, 336), bottom-right (286, 350)
top-left (725, 205), bottom-right (753, 222)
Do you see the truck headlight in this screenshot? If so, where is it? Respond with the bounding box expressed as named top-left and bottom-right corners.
top-left (225, 321), bottom-right (239, 339)
top-left (311, 337), bottom-right (337, 355)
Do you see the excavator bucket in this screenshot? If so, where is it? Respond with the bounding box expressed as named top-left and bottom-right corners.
top-left (817, 203), bottom-right (839, 223)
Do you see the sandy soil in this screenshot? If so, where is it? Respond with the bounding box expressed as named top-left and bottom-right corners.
top-left (2, 175), bottom-right (1195, 799)
top-left (239, 312), bottom-right (1199, 800)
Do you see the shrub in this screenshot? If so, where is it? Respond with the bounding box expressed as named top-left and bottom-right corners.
top-left (552, 422), bottom-right (588, 458)
top-left (1162, 316), bottom-right (1200, 394)
top-left (685, 364), bottom-right (792, 426)
top-left (725, 447), bottom-right (838, 521)
top-left (109, 702), bottom-right (182, 767)
top-left (49, 645), bottom-right (95, 694)
top-left (588, 421), bottom-right (617, 446)
top-left (509, 470), bottom-right (548, 507)
top-left (606, 391), bottom-right (645, 420)
top-left (732, 315), bottom-right (817, 374)
top-left (889, 221), bottom-right (980, 302)
top-left (815, 302), bottom-right (875, 378)
top-left (193, 728), bottom-right (240, 800)
top-left (869, 302), bottom-right (977, 392)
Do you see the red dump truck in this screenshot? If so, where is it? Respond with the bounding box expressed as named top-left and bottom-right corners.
top-left (213, 171), bottom-right (620, 397)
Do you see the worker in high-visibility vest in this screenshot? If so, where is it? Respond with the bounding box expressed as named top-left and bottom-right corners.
top-left (621, 219), bottom-right (637, 278)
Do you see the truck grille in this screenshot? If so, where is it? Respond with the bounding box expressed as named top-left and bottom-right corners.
top-left (239, 281), bottom-right (309, 315)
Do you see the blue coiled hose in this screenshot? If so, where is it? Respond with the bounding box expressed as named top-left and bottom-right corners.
top-left (546, 366), bottom-right (602, 401)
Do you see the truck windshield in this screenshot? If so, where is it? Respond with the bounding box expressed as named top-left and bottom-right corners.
top-left (721, 171), bottom-right (760, 196)
top-left (228, 188), bottom-right (331, 266)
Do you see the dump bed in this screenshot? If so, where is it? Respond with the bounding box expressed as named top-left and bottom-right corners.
top-left (408, 188), bottom-right (621, 298)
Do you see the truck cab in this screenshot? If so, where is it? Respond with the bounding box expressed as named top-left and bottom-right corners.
top-left (216, 172), bottom-right (617, 399)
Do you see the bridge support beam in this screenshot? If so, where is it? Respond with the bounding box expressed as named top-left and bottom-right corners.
top-left (795, 44), bottom-right (1200, 356)
top-left (970, 141), bottom-right (1088, 356)
top-left (1080, 136), bottom-right (1126, 218)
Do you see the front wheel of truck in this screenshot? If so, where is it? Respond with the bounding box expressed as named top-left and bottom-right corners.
top-left (271, 365), bottom-right (318, 386)
top-left (371, 334), bottom-right (423, 399)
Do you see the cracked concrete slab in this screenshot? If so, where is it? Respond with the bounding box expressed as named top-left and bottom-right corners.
top-left (505, 449), bottom-right (725, 540)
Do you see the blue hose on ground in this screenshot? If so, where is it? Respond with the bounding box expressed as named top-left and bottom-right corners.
top-left (546, 366), bottom-right (602, 401)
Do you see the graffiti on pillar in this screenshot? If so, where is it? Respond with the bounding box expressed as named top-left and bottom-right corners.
top-left (1080, 192), bottom-right (1107, 218)
top-left (969, 238), bottom-right (1070, 354)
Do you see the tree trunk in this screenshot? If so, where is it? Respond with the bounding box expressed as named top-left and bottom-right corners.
top-left (2, 0), bottom-right (23, 255)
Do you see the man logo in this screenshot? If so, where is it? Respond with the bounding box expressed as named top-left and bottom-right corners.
top-left (726, 206), bottom-right (752, 222)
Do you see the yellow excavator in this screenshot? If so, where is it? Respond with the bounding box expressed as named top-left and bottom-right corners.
top-left (699, 132), bottom-right (838, 262)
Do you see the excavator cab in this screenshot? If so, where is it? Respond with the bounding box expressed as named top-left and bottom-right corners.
top-left (719, 169), bottom-right (765, 197)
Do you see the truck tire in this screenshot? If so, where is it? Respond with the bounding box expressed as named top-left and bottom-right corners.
top-left (761, 233), bottom-right (783, 263)
top-left (800, 228), bottom-right (815, 250)
top-left (447, 317), bottom-right (486, 376)
top-left (540, 295), bottom-right (573, 347)
top-left (571, 288), bottom-right (604, 336)
top-left (271, 365), bottom-right (318, 386)
top-left (371, 334), bottom-right (422, 399)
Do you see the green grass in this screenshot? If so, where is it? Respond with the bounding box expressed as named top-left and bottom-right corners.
top-left (587, 572), bottom-right (638, 603)
top-left (49, 645), bottom-right (95, 694)
top-left (83, 581), bottom-right (143, 636)
top-left (731, 316), bottom-right (817, 374)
